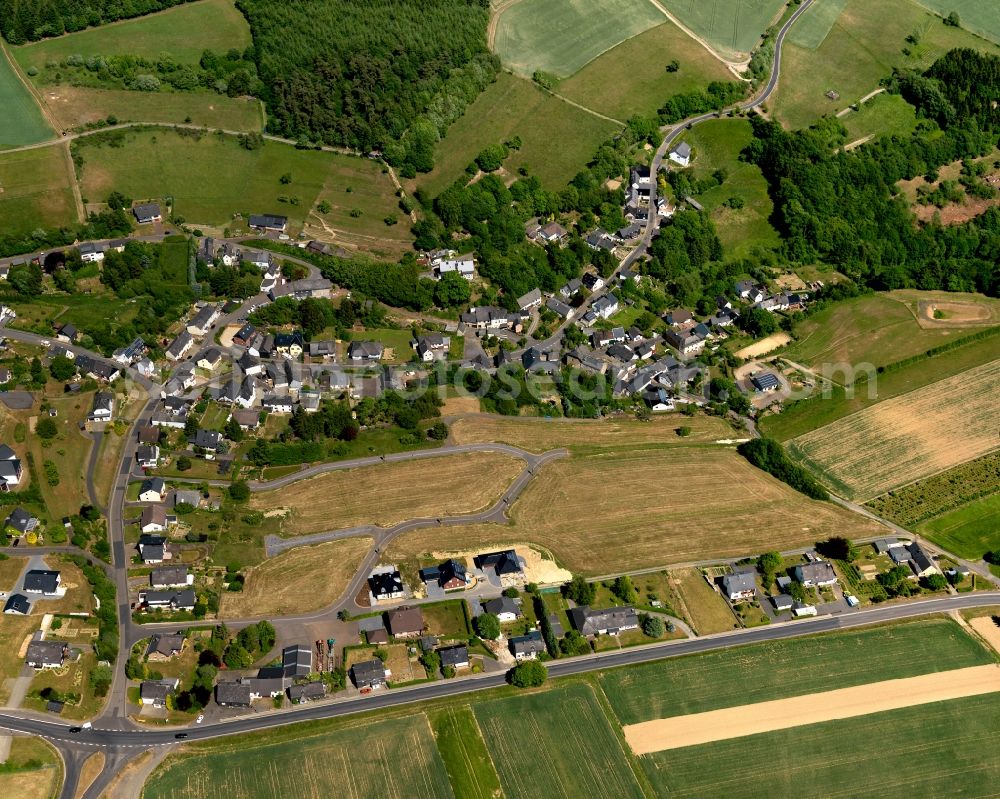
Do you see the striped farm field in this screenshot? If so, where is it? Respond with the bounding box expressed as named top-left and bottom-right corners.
top-left (0, 46), bottom-right (53, 149)
top-left (661, 0), bottom-right (788, 60)
top-left (788, 359), bottom-right (1000, 501)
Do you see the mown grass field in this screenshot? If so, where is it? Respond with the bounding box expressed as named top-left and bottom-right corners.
top-left (772, 0), bottom-right (1000, 129)
top-left (0, 144), bottom-right (78, 234)
top-left (559, 21), bottom-right (735, 119)
top-left (0, 46), bottom-right (53, 149)
top-left (599, 618), bottom-right (993, 725)
top-left (781, 292), bottom-right (1000, 369)
top-left (641, 692), bottom-right (1000, 798)
top-left (786, 0), bottom-right (848, 48)
top-left (841, 92), bottom-right (918, 142)
top-left (474, 682), bottom-right (645, 799)
top-left (919, 494), bottom-right (1000, 560)
top-left (912, 0), bottom-right (1000, 43)
top-left (74, 128), bottom-right (402, 243)
top-left (386, 445), bottom-right (881, 574)
top-left (13, 0), bottom-right (251, 72)
top-left (40, 87), bottom-right (262, 133)
top-left (449, 413), bottom-right (736, 454)
top-left (788, 359), bottom-right (1000, 501)
top-left (249, 451), bottom-right (523, 535)
top-left (675, 119), bottom-right (781, 258)
top-left (662, 0), bottom-right (788, 59)
top-left (0, 737), bottom-right (62, 799)
top-left (219, 537), bottom-right (371, 617)
top-left (416, 73), bottom-right (620, 196)
top-left (144, 714), bottom-right (454, 799)
top-left (494, 0), bottom-right (665, 78)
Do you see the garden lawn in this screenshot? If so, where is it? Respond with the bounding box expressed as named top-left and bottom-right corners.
top-left (494, 0), bottom-right (665, 78)
top-left (676, 119), bottom-right (781, 258)
top-left (0, 145), bottom-right (77, 234)
top-left (416, 73), bottom-right (619, 196)
top-left (919, 494), bottom-right (1000, 560)
top-left (13, 0), bottom-right (251, 72)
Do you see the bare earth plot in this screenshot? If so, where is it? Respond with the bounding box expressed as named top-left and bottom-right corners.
top-left (387, 446), bottom-right (880, 574)
top-left (249, 451), bottom-right (524, 535)
top-left (624, 664), bottom-right (1000, 753)
top-left (219, 538), bottom-right (372, 617)
top-left (788, 359), bottom-right (1000, 501)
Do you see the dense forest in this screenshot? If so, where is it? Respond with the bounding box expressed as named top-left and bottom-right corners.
top-left (236, 0), bottom-right (497, 171)
top-left (0, 0), bottom-right (197, 42)
top-left (747, 49), bottom-right (1000, 297)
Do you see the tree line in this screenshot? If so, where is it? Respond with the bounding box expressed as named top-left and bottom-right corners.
top-left (0, 0), bottom-right (198, 43)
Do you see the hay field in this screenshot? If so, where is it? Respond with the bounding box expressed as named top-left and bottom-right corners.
top-left (0, 556), bottom-right (26, 591)
top-left (449, 413), bottom-right (736, 453)
top-left (386, 446), bottom-right (880, 574)
top-left (0, 47), bottom-right (53, 149)
top-left (662, 0), bottom-right (787, 60)
top-left (494, 0), bottom-right (665, 78)
top-left (772, 0), bottom-right (1000, 129)
top-left (250, 451), bottom-right (523, 535)
top-left (559, 21), bottom-right (735, 119)
top-left (13, 0), bottom-right (251, 72)
top-left (599, 618), bottom-right (992, 725)
top-left (0, 737), bottom-right (62, 799)
top-left (788, 359), bottom-right (1000, 501)
top-left (640, 692), bottom-right (1000, 798)
top-left (474, 682), bottom-right (644, 799)
top-left (219, 538), bottom-right (371, 617)
top-left (144, 714), bottom-right (454, 799)
top-left (0, 145), bottom-right (78, 234)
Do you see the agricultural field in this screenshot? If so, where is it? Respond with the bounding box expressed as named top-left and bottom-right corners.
top-left (772, 0), bottom-right (1000, 129)
top-left (386, 445), bottom-right (881, 574)
top-left (662, 0), bottom-right (788, 60)
top-left (0, 144), bottom-right (79, 235)
top-left (219, 538), bottom-right (371, 617)
top-left (13, 0), bottom-right (252, 72)
top-left (675, 119), bottom-right (781, 258)
top-left (0, 46), bottom-right (53, 149)
top-left (427, 706), bottom-right (502, 799)
top-left (840, 92), bottom-right (919, 143)
top-left (599, 618), bottom-right (992, 724)
top-left (474, 682), bottom-right (644, 799)
top-left (74, 128), bottom-right (403, 248)
top-left (786, 0), bottom-right (848, 48)
top-left (416, 73), bottom-right (620, 196)
top-left (780, 292), bottom-right (1000, 370)
top-left (787, 359), bottom-right (1000, 501)
top-left (144, 714), bottom-right (455, 799)
top-left (865, 451), bottom-right (1000, 528)
top-left (39, 87), bottom-right (262, 134)
top-left (0, 737), bottom-right (62, 799)
top-left (493, 0), bottom-right (666, 78)
top-left (249, 451), bottom-right (524, 536)
top-left (449, 413), bottom-right (736, 454)
top-left (0, 556), bottom-right (26, 591)
top-left (640, 693), bottom-right (1000, 798)
top-left (918, 494), bottom-right (1000, 561)
top-left (559, 21), bottom-right (735, 119)
top-left (911, 0), bottom-right (1000, 43)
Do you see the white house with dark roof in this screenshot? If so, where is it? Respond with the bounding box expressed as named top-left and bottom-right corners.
top-left (0, 444), bottom-right (23, 491)
top-left (668, 141), bottom-right (692, 167)
top-left (722, 570), bottom-right (757, 601)
top-left (165, 331), bottom-right (194, 362)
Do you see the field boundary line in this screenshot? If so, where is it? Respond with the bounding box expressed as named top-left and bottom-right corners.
top-left (60, 140), bottom-right (86, 223)
top-left (546, 88), bottom-right (624, 126)
top-left (643, 0), bottom-right (748, 69)
top-left (623, 663), bottom-right (1000, 754)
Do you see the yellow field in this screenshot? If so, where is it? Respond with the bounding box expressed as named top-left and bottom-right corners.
top-left (449, 414), bottom-right (738, 454)
top-left (250, 451), bottom-right (524, 535)
top-left (386, 446), bottom-right (880, 574)
top-left (219, 538), bottom-right (372, 617)
top-left (788, 359), bottom-right (1000, 501)
top-left (0, 556), bottom-right (26, 591)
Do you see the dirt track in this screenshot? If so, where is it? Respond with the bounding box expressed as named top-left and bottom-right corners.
top-left (623, 664), bottom-right (1000, 754)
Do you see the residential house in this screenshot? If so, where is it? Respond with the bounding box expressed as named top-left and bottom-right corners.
top-left (509, 630), bottom-right (546, 660)
top-left (751, 372), bottom-right (781, 393)
top-left (474, 550), bottom-right (524, 580)
top-left (721, 570), bottom-right (757, 602)
top-left (140, 505), bottom-right (168, 534)
top-left (664, 309), bottom-right (693, 327)
top-left (215, 682), bottom-right (254, 707)
top-left (78, 242), bottom-right (105, 263)
top-left (186, 304), bottom-right (220, 337)
top-left (241, 249), bottom-right (272, 270)
top-left (873, 538), bottom-right (901, 555)
top-left (568, 606), bottom-right (640, 636)
top-left (273, 332), bottom-right (304, 358)
top-left (138, 534), bottom-right (167, 563)
top-left (262, 395), bottom-right (294, 414)
top-left (171, 490), bottom-right (201, 509)
top-left (233, 323), bottom-right (256, 347)
top-left (794, 561), bottom-right (838, 587)
top-left (165, 331), bottom-right (194, 362)
top-left (5, 507), bottom-right (38, 534)
top-left (308, 341), bottom-right (337, 360)
top-left (369, 569), bottom-right (405, 602)
top-left (585, 230), bottom-right (616, 251)
top-left (537, 221), bottom-right (568, 244)
top-left (0, 444), bottom-right (23, 491)
top-left (150, 567), bottom-right (193, 590)
top-left (235, 376), bottom-right (258, 409)
top-left (668, 141), bottom-right (692, 167)
top-left (559, 279), bottom-right (582, 299)
top-left (664, 328), bottom-right (705, 357)
top-left (606, 343), bottom-right (636, 363)
top-left (192, 429), bottom-right (222, 454)
top-left (438, 645), bottom-right (469, 670)
top-left (413, 333), bottom-right (450, 362)
top-left (481, 596), bottom-right (520, 623)
top-left (138, 477), bottom-right (167, 502)
top-left (288, 682), bottom-right (327, 703)
top-left (197, 348), bottom-right (223, 371)
top-left (248, 213), bottom-right (287, 233)
top-left (137, 425), bottom-right (160, 445)
top-left (140, 679), bottom-right (178, 707)
top-left (23, 570), bottom-right (61, 596)
top-left (592, 293), bottom-right (620, 320)
top-left (237, 351), bottom-right (262, 376)
top-left (351, 659), bottom-right (387, 690)
top-left (57, 323), bottom-right (79, 343)
top-left (140, 589), bottom-right (196, 611)
top-left (581, 272), bottom-right (604, 292)
top-left (88, 391), bottom-right (114, 422)
top-left (299, 392), bottom-right (321, 413)
top-left (545, 297), bottom-right (573, 318)
top-left (387, 606), bottom-right (424, 638)
top-left (25, 640), bottom-right (68, 669)
top-left (136, 358), bottom-right (156, 378)
top-left (771, 594), bottom-right (794, 612)
top-left (348, 341), bottom-right (384, 361)
top-left (434, 254), bottom-right (475, 280)
top-left (231, 408), bottom-right (260, 430)
top-left (517, 288), bottom-right (543, 311)
top-left (460, 306), bottom-right (512, 330)
top-left (268, 278), bottom-right (333, 301)
top-left (908, 543), bottom-right (938, 578)
top-left (4, 594), bottom-right (30, 615)
top-left (133, 203), bottom-right (162, 224)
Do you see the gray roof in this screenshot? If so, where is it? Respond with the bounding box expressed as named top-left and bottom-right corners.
top-left (215, 681), bottom-right (254, 706)
top-left (509, 630), bottom-right (546, 655)
top-left (673, 141), bottom-right (692, 158)
top-left (288, 682), bottom-right (326, 702)
top-left (568, 606), bottom-right (638, 636)
top-left (722, 570), bottom-right (757, 596)
top-left (140, 680), bottom-right (174, 703)
top-left (188, 304), bottom-right (218, 330)
top-left (4, 593), bottom-right (29, 614)
top-left (351, 658), bottom-right (386, 687)
top-left (140, 477), bottom-right (165, 496)
top-left (438, 645), bottom-right (469, 668)
top-left (26, 640), bottom-right (67, 666)
top-left (150, 567), bottom-right (190, 588)
top-left (481, 596), bottom-right (520, 617)
top-left (23, 570), bottom-right (60, 594)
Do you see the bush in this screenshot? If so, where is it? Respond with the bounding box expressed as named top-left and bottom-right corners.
top-left (36, 417), bottom-right (58, 440)
top-left (562, 575), bottom-right (596, 606)
top-left (228, 481), bottom-right (250, 502)
top-left (642, 615), bottom-right (665, 637)
top-left (176, 455), bottom-right (192, 472)
top-left (474, 613), bottom-right (501, 640)
top-left (508, 660), bottom-right (547, 688)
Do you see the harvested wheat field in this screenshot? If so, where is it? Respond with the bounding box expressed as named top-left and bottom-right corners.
top-left (250, 451), bottom-right (523, 535)
top-left (624, 663), bottom-right (1000, 754)
top-left (219, 538), bottom-right (371, 616)
top-left (969, 616), bottom-right (1000, 656)
top-left (449, 414), bottom-right (736, 453)
top-left (788, 359), bottom-right (1000, 501)
top-left (386, 447), bottom-right (880, 574)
